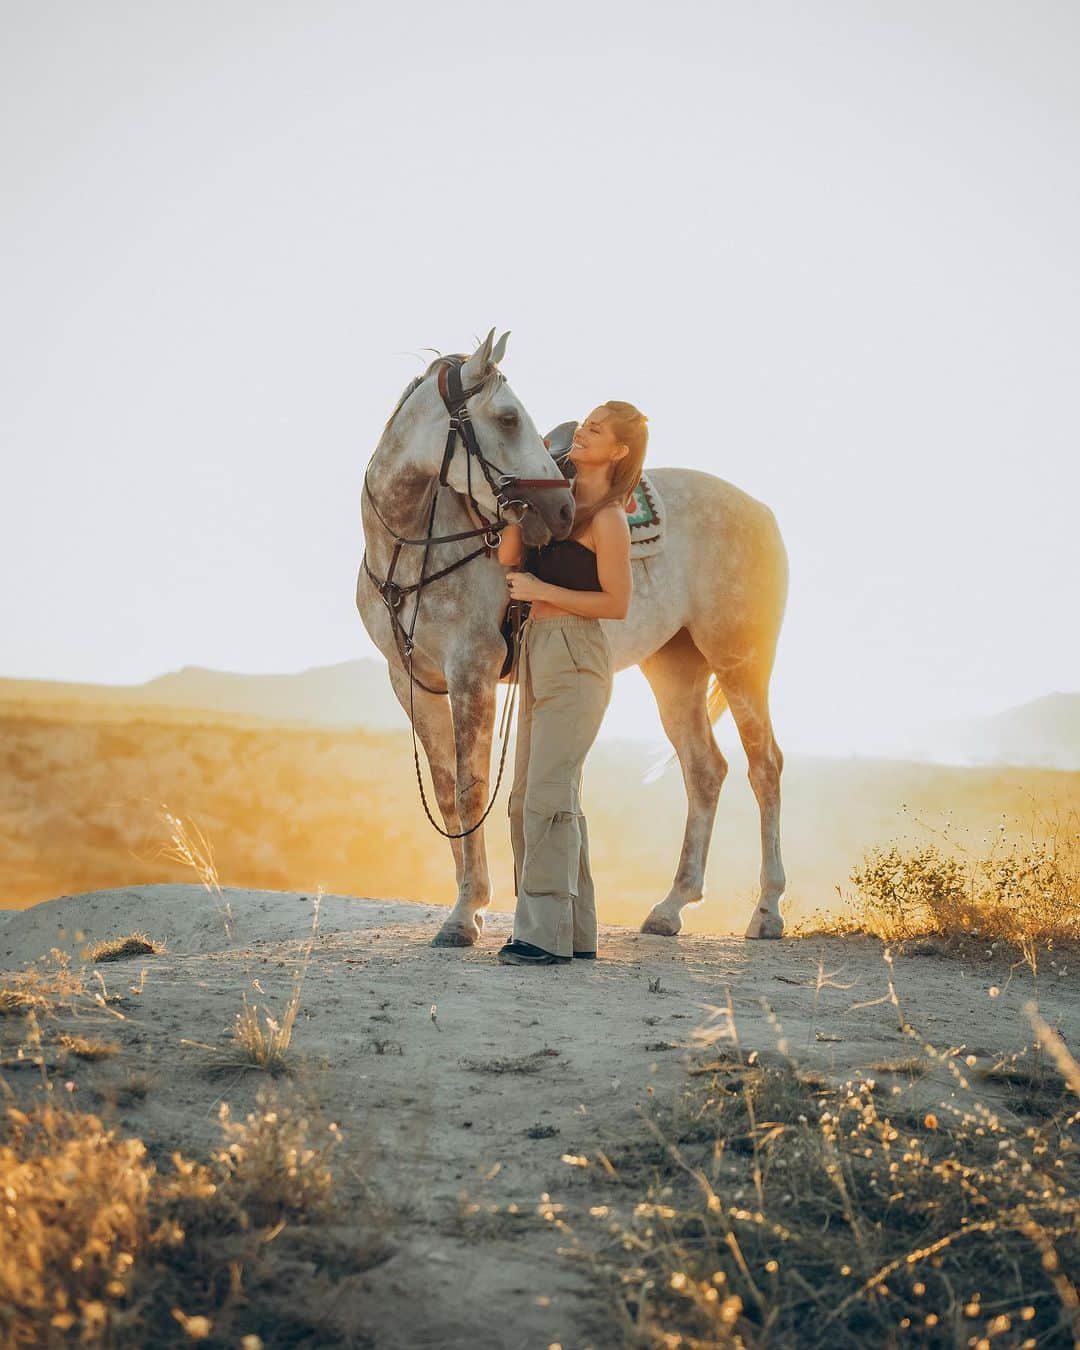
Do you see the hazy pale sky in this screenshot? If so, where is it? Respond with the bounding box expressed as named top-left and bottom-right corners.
top-left (2, 1), bottom-right (1077, 754)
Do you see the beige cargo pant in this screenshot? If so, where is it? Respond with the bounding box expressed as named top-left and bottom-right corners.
top-left (507, 613), bottom-right (614, 958)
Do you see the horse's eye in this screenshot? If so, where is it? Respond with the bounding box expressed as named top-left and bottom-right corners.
top-left (499, 413), bottom-right (519, 429)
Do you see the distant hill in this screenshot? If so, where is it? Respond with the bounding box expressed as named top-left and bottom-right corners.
top-left (0, 660), bottom-right (411, 732)
top-left (3, 668), bottom-right (1077, 770)
top-left (905, 693), bottom-right (1080, 770)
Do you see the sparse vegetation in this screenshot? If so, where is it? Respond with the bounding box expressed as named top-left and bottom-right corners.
top-left (0, 948), bottom-right (91, 1016)
top-left (0, 1083), bottom-right (386, 1348)
top-left (568, 1001), bottom-right (1080, 1348)
top-left (799, 811), bottom-right (1079, 957)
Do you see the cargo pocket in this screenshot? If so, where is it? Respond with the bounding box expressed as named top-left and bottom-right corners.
top-left (560, 625), bottom-right (608, 679)
top-left (522, 779), bottom-right (581, 897)
top-left (558, 628), bottom-right (584, 674)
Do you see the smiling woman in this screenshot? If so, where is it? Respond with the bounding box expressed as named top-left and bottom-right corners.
top-left (499, 401), bottom-right (646, 619)
top-left (497, 401), bottom-right (647, 965)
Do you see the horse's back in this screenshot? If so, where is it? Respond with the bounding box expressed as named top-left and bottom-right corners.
top-left (637, 466), bottom-right (788, 644)
top-left (646, 466), bottom-right (786, 575)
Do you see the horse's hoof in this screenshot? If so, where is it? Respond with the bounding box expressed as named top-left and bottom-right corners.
top-left (431, 925), bottom-right (479, 948)
top-left (640, 909), bottom-right (682, 937)
top-left (745, 908), bottom-right (784, 940)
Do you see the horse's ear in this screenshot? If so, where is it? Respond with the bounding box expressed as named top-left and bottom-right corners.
top-left (490, 330), bottom-right (510, 365)
top-left (461, 327), bottom-right (496, 384)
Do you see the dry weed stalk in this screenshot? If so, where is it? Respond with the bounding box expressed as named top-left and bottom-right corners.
top-left (153, 805), bottom-right (235, 939)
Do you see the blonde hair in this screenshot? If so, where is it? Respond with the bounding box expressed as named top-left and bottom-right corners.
top-left (571, 400), bottom-right (649, 535)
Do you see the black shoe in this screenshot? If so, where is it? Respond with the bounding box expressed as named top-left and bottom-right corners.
top-left (498, 940), bottom-right (571, 966)
top-left (573, 951), bottom-right (597, 959)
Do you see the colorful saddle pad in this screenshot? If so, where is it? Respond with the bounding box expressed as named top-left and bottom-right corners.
top-left (626, 471), bottom-right (666, 560)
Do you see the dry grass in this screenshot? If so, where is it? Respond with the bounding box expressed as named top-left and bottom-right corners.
top-left (57, 1033), bottom-right (121, 1061)
top-left (154, 806), bottom-right (235, 941)
top-left (81, 931), bottom-right (164, 962)
top-left (0, 948), bottom-right (91, 1015)
top-left (0, 1081), bottom-right (385, 1347)
top-left (798, 809), bottom-right (1079, 959)
top-left (230, 897), bottom-right (321, 1073)
top-left (230, 990), bottom-right (301, 1075)
top-left (0, 989), bottom-right (50, 1017)
top-left (210, 1091), bottom-right (342, 1228)
top-left (154, 807), bottom-right (325, 1076)
top-left (0, 952), bottom-right (135, 1085)
top-left (565, 986), bottom-right (1080, 1349)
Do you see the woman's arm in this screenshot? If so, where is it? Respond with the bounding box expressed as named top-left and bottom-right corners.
top-left (496, 522), bottom-right (524, 567)
top-left (528, 505), bottom-right (632, 620)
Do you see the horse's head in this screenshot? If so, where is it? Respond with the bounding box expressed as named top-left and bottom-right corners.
top-left (379, 331), bottom-right (574, 546)
top-left (443, 328), bottom-right (575, 544)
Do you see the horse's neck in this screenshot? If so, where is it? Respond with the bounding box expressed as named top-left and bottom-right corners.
top-left (363, 461), bottom-right (483, 579)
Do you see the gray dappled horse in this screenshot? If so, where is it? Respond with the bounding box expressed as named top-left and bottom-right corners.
top-left (356, 329), bottom-right (789, 944)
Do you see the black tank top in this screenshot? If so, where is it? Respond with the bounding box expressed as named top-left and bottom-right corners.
top-left (525, 538), bottom-right (601, 592)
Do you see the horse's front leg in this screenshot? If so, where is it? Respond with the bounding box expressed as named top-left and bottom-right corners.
top-left (386, 663), bottom-right (469, 894)
top-left (431, 669), bottom-right (499, 948)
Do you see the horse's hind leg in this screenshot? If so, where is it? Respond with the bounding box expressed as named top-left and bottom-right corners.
top-left (719, 667), bottom-right (786, 939)
top-left (638, 628), bottom-right (728, 937)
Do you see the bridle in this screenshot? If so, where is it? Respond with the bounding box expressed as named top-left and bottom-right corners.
top-left (361, 355), bottom-right (571, 838)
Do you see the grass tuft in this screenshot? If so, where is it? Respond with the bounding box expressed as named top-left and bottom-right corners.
top-left (230, 900), bottom-right (321, 1073)
top-left (57, 1033), bottom-right (121, 1061)
top-left (81, 932), bottom-right (164, 962)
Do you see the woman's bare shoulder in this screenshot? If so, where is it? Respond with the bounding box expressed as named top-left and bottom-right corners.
top-left (594, 501), bottom-right (632, 535)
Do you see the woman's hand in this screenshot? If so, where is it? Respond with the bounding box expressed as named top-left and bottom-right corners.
top-left (505, 570), bottom-right (546, 602)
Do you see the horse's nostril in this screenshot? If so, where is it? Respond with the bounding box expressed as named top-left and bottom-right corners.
top-left (559, 502), bottom-right (573, 524)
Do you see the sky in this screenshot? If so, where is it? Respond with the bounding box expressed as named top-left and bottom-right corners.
top-left (2, 0), bottom-right (1077, 755)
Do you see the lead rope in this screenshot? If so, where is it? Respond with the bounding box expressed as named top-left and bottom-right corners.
top-left (406, 601), bottom-right (528, 838)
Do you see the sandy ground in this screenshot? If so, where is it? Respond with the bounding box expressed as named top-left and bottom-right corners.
top-left (2, 886), bottom-right (1077, 1349)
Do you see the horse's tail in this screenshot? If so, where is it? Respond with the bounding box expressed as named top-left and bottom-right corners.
top-left (706, 673), bottom-right (729, 728)
top-left (642, 674), bottom-right (728, 783)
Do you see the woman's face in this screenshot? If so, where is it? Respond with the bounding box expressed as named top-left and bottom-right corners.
top-left (570, 407), bottom-right (629, 470)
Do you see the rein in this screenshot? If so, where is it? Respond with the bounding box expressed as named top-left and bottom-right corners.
top-left (361, 356), bottom-right (567, 838)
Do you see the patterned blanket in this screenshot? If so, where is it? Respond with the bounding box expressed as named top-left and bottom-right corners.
top-left (625, 471), bottom-right (666, 560)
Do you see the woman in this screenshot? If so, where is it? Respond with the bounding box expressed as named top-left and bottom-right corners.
top-left (496, 400), bottom-right (649, 965)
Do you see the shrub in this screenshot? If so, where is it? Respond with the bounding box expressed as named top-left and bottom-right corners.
top-left (802, 819), bottom-right (1079, 954)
